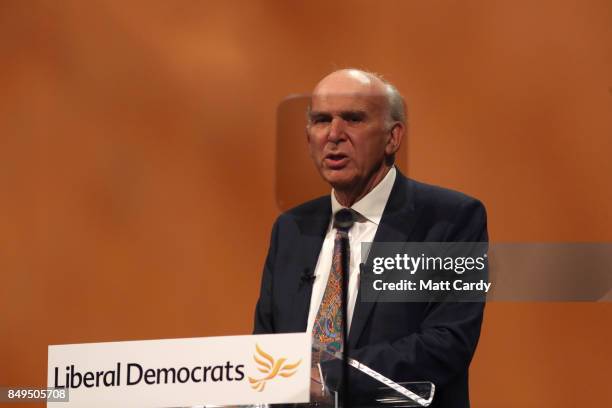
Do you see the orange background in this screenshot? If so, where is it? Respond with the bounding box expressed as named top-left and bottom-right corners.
top-left (1, 1), bottom-right (611, 406)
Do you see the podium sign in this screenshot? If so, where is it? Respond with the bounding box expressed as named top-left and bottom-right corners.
top-left (47, 333), bottom-right (311, 407)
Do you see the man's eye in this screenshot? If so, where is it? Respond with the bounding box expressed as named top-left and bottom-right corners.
top-left (342, 113), bottom-right (365, 122)
top-left (312, 115), bottom-right (331, 124)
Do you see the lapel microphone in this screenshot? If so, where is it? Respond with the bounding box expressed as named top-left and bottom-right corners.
top-left (300, 268), bottom-right (315, 284)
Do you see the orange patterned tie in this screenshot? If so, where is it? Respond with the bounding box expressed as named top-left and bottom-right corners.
top-left (312, 209), bottom-right (356, 354)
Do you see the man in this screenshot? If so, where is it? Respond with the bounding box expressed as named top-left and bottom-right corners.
top-left (254, 69), bottom-right (487, 408)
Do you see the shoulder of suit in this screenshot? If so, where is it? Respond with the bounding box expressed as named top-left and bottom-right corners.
top-left (400, 174), bottom-right (485, 211)
top-left (274, 195), bottom-right (330, 225)
top-left (272, 174), bottom-right (485, 226)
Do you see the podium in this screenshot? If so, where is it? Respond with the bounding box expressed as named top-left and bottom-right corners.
top-left (47, 333), bottom-right (435, 408)
top-left (194, 342), bottom-right (435, 408)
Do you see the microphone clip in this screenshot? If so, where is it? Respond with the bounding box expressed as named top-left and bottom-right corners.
top-left (301, 268), bottom-right (315, 284)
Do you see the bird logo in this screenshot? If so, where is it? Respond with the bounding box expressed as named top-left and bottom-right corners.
top-left (248, 343), bottom-right (302, 392)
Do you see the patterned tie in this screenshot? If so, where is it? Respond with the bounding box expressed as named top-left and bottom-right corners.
top-left (312, 209), bottom-right (356, 354)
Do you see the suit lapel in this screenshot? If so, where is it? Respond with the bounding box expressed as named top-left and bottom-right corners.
top-left (348, 171), bottom-right (419, 348)
top-left (290, 199), bottom-right (331, 332)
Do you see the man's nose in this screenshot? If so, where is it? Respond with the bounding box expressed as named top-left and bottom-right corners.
top-left (328, 118), bottom-right (346, 143)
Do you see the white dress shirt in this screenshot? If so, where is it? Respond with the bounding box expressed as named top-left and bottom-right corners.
top-left (306, 167), bottom-right (397, 334)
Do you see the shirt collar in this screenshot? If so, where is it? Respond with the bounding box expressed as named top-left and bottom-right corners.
top-left (331, 167), bottom-right (396, 225)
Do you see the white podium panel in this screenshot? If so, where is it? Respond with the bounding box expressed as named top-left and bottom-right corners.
top-left (47, 333), bottom-right (310, 408)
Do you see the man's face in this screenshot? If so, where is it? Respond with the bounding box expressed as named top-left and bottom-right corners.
top-left (307, 90), bottom-right (392, 192)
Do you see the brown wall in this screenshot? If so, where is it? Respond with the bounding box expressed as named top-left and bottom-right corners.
top-left (1, 1), bottom-right (611, 406)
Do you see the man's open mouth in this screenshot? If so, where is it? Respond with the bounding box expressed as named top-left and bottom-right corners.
top-left (324, 153), bottom-right (349, 169)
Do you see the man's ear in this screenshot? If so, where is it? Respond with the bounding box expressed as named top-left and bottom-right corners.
top-left (385, 122), bottom-right (405, 155)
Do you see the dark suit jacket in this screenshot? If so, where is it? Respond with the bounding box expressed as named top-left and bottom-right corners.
top-left (254, 170), bottom-right (488, 408)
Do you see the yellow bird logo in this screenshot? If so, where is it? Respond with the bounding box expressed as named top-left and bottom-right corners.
top-left (248, 343), bottom-right (302, 392)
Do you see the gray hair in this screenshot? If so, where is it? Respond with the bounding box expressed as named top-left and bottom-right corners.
top-left (383, 81), bottom-right (407, 126)
top-left (362, 70), bottom-right (407, 128)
